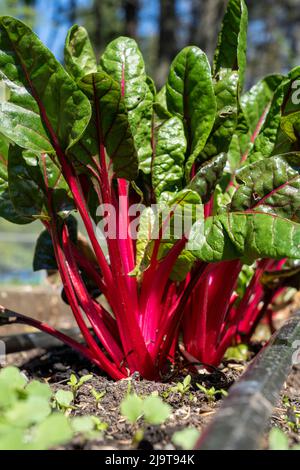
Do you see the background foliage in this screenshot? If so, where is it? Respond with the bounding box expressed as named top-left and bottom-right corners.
top-left (0, 0), bottom-right (300, 284)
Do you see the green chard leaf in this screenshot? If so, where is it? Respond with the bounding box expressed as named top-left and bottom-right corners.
top-left (0, 138), bottom-right (32, 223)
top-left (8, 145), bottom-right (73, 221)
top-left (64, 25), bottom-right (97, 82)
top-left (200, 70), bottom-right (239, 164)
top-left (100, 37), bottom-right (153, 174)
top-left (241, 74), bottom-right (284, 136)
top-left (200, 0), bottom-right (248, 168)
top-left (73, 71), bottom-right (138, 180)
top-left (156, 85), bottom-right (167, 109)
top-left (231, 153), bottom-right (300, 221)
top-left (0, 102), bottom-right (53, 153)
top-left (151, 103), bottom-right (186, 199)
top-left (166, 46), bottom-right (216, 180)
top-left (213, 0), bottom-right (248, 93)
top-left (189, 212), bottom-right (300, 264)
top-left (151, 190), bottom-right (201, 281)
top-left (189, 153), bottom-right (227, 203)
top-left (247, 78), bottom-right (289, 163)
top-left (0, 16), bottom-right (91, 152)
top-left (226, 104), bottom-right (249, 173)
top-left (246, 69), bottom-right (300, 164)
top-left (228, 74), bottom-right (284, 170)
top-left (276, 67), bottom-right (300, 153)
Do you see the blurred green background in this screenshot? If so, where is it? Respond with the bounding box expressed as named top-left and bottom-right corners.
top-left (0, 0), bottom-right (300, 284)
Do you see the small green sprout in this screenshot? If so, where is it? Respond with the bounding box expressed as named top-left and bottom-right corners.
top-left (71, 415), bottom-right (108, 439)
top-left (0, 366), bottom-right (108, 450)
top-left (169, 375), bottom-right (192, 397)
top-left (172, 428), bottom-right (200, 450)
top-left (120, 393), bottom-right (171, 446)
top-left (269, 427), bottom-right (300, 450)
top-left (224, 344), bottom-right (249, 362)
top-left (281, 395), bottom-right (300, 431)
top-left (121, 393), bottom-right (171, 424)
top-left (91, 388), bottom-right (106, 405)
top-left (67, 373), bottom-right (92, 397)
top-left (120, 394), bottom-right (143, 423)
top-left (196, 384), bottom-right (228, 402)
top-left (54, 389), bottom-right (75, 413)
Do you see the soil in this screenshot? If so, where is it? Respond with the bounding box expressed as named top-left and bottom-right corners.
top-left (2, 291), bottom-right (300, 450)
top-left (5, 343), bottom-right (300, 450)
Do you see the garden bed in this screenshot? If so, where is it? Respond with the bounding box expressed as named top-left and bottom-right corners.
top-left (5, 342), bottom-right (299, 450)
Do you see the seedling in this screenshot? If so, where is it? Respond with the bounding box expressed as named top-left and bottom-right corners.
top-left (224, 344), bottom-right (249, 362)
top-left (1, 0), bottom-right (300, 380)
top-left (172, 428), bottom-right (200, 450)
top-left (0, 366), bottom-right (110, 449)
top-left (269, 427), bottom-right (300, 450)
top-left (54, 390), bottom-right (76, 414)
top-left (91, 388), bottom-right (106, 405)
top-left (67, 373), bottom-right (92, 397)
top-left (169, 375), bottom-right (192, 398)
top-left (196, 384), bottom-right (228, 403)
top-left (120, 393), bottom-right (171, 445)
top-left (0, 367), bottom-right (70, 449)
top-left (71, 415), bottom-right (108, 439)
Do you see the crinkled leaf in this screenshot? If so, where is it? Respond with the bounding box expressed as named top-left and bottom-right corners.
top-left (72, 72), bottom-right (138, 180)
top-left (241, 74), bottom-right (283, 136)
top-left (189, 153), bottom-right (227, 203)
top-left (200, 70), bottom-right (239, 164)
top-left (0, 102), bottom-right (53, 153)
top-left (247, 72), bottom-right (296, 163)
top-left (189, 212), bottom-right (300, 263)
top-left (0, 137), bottom-right (31, 223)
top-left (227, 106), bottom-right (249, 172)
top-left (8, 146), bottom-right (44, 219)
top-left (213, 184), bottom-right (236, 215)
top-left (231, 153), bottom-right (300, 221)
top-left (0, 16), bottom-right (91, 152)
top-left (146, 75), bottom-right (156, 97)
top-left (166, 46), bottom-right (216, 180)
top-left (100, 37), bottom-right (153, 173)
top-left (152, 104), bottom-right (186, 198)
top-left (228, 74), bottom-right (283, 171)
top-left (276, 67), bottom-right (300, 152)
top-left (64, 25), bottom-right (97, 82)
top-left (156, 85), bottom-right (167, 108)
top-left (139, 190), bottom-right (201, 281)
top-left (8, 146), bottom-right (73, 220)
top-left (135, 206), bottom-right (155, 272)
top-left (213, 0), bottom-right (248, 93)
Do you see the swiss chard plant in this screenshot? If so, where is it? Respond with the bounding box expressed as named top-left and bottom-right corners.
top-left (0, 0), bottom-right (300, 380)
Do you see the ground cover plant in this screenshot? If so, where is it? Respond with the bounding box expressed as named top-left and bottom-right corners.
top-left (0, 0), bottom-right (300, 380)
top-left (0, 366), bottom-right (106, 449)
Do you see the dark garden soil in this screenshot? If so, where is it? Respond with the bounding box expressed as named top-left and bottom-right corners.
top-left (2, 292), bottom-right (300, 450)
top-left (5, 343), bottom-right (300, 450)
